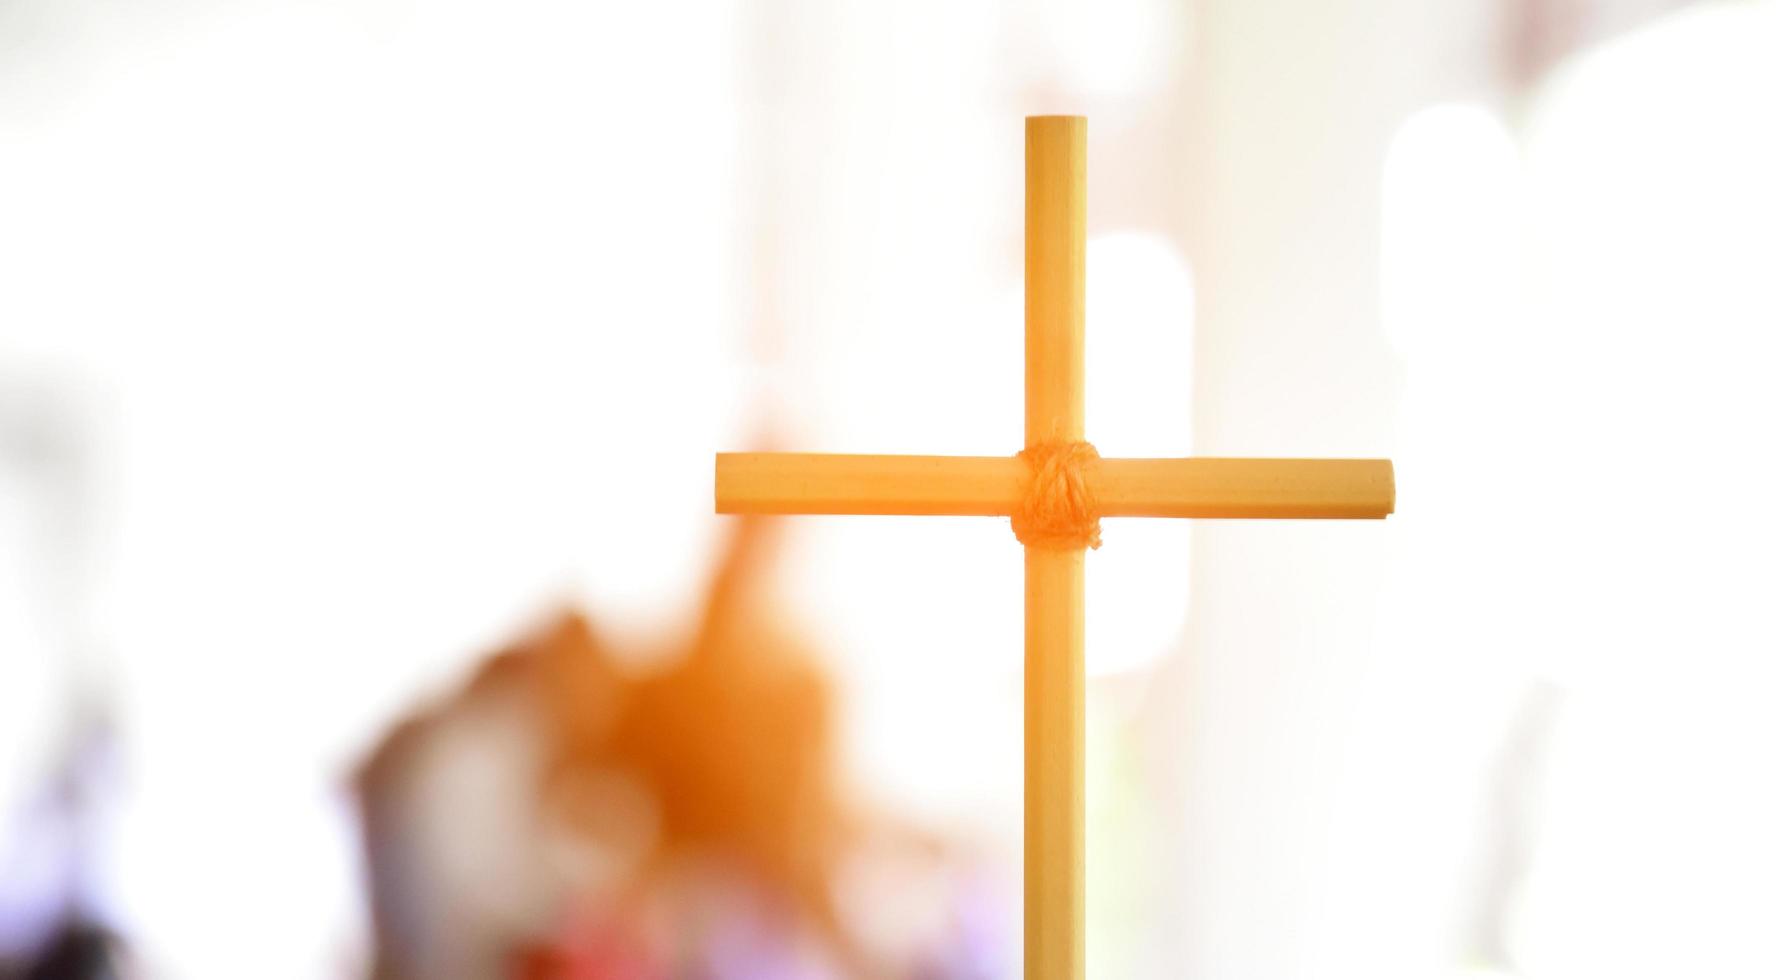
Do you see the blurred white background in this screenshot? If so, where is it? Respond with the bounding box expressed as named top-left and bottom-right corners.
top-left (4, 0), bottom-right (1775, 976)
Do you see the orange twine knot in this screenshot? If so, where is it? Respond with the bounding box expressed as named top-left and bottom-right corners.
top-left (1012, 440), bottom-right (1102, 550)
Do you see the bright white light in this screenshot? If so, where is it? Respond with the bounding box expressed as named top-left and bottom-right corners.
top-left (1350, 6), bottom-right (1776, 977)
top-left (1085, 232), bottom-right (1194, 677)
top-left (1035, 0), bottom-right (1187, 97)
top-left (0, 476), bottom-right (56, 839)
top-left (1379, 103), bottom-right (1523, 359)
top-left (1307, 100), bottom-right (1528, 977)
top-left (1506, 6), bottom-right (1776, 977)
top-left (1, 0), bottom-right (743, 973)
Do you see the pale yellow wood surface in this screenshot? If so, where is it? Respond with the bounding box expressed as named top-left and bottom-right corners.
top-left (716, 454), bottom-right (1021, 515)
top-left (1094, 457), bottom-right (1394, 518)
top-left (1024, 545), bottom-right (1083, 980)
top-left (715, 453), bottom-right (1394, 519)
top-left (1025, 116), bottom-right (1086, 446)
top-left (1023, 114), bottom-right (1086, 980)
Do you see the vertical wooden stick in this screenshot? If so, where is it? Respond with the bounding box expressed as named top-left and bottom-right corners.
top-left (1023, 114), bottom-right (1086, 980)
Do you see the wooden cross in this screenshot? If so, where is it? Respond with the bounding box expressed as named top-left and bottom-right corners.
top-left (713, 115), bottom-right (1394, 980)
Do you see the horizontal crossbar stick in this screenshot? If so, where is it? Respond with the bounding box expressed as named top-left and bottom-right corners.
top-left (716, 453), bottom-right (1394, 519)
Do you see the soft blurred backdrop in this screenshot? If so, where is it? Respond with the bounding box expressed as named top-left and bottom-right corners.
top-left (3, 0), bottom-right (1774, 976)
